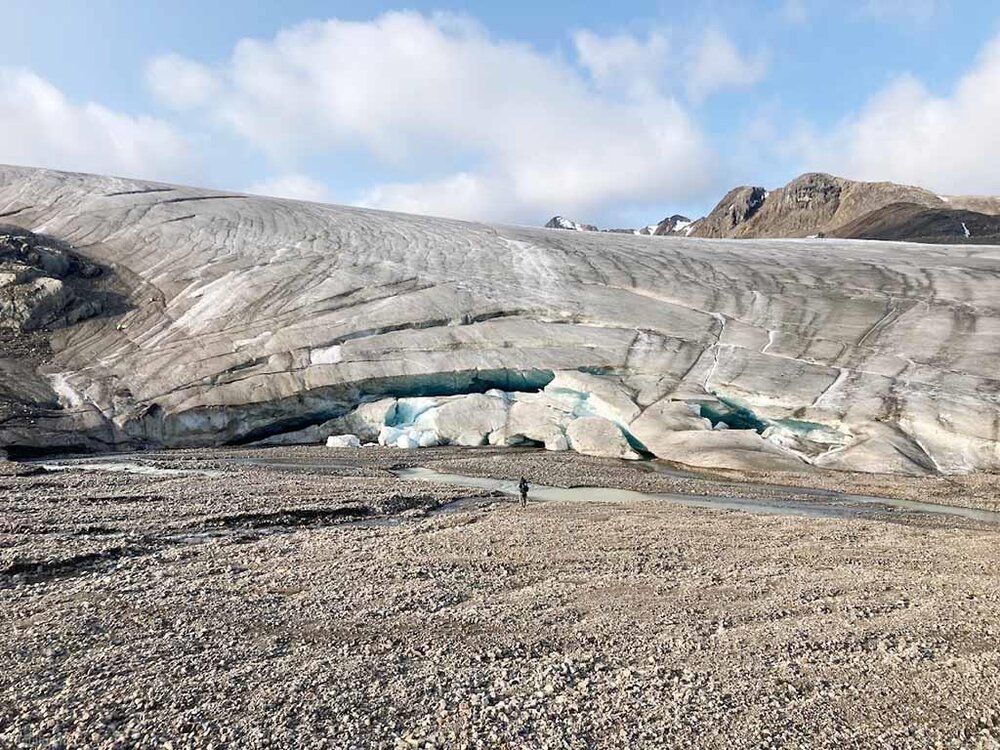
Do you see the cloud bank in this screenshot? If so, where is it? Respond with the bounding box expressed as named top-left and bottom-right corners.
top-left (246, 173), bottom-right (332, 203)
top-left (0, 69), bottom-right (192, 182)
top-left (146, 12), bottom-right (737, 222)
top-left (796, 31), bottom-right (1000, 195)
top-left (17, 8), bottom-right (1000, 225)
top-left (685, 29), bottom-right (768, 101)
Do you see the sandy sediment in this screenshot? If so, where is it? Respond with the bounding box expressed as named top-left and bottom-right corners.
top-left (2, 447), bottom-right (999, 749)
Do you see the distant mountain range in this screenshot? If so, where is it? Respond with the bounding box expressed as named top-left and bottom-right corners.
top-left (545, 213), bottom-right (696, 237)
top-left (545, 172), bottom-right (1000, 244)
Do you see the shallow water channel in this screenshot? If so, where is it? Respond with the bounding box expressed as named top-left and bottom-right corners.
top-left (394, 467), bottom-right (1000, 525)
top-left (32, 453), bottom-right (1000, 526)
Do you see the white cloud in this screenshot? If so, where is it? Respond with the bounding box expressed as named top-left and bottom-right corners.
top-left (793, 31), bottom-right (1000, 195)
top-left (246, 173), bottom-right (332, 203)
top-left (358, 172), bottom-right (495, 221)
top-left (145, 12), bottom-right (714, 223)
top-left (572, 28), bottom-right (669, 98)
top-left (147, 54), bottom-right (220, 110)
top-left (355, 91), bottom-right (710, 222)
top-left (0, 68), bottom-right (193, 181)
top-left (686, 29), bottom-right (768, 102)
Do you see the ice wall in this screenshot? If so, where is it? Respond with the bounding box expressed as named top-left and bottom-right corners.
top-left (3, 165), bottom-right (999, 474)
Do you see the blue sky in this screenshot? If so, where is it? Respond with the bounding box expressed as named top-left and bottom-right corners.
top-left (3, 1), bottom-right (999, 226)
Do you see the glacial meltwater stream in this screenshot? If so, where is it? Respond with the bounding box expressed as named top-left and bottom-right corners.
top-left (32, 453), bottom-right (1000, 526)
top-left (393, 466), bottom-right (1000, 525)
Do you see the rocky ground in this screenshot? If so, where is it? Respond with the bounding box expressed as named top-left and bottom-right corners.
top-left (2, 447), bottom-right (999, 749)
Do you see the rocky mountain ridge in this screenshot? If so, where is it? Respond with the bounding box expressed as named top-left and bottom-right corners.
top-left (545, 172), bottom-right (1000, 243)
top-left (544, 216), bottom-right (598, 232)
top-left (830, 202), bottom-right (1000, 244)
top-left (545, 214), bottom-right (695, 237)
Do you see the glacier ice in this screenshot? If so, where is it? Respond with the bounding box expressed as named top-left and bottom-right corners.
top-left (495, 397), bottom-right (571, 448)
top-left (326, 434), bottom-right (361, 448)
top-left (319, 375), bottom-right (691, 463)
top-left (7, 166), bottom-right (1000, 474)
top-left (426, 393), bottom-right (509, 446)
top-left (566, 417), bottom-right (641, 460)
top-left (345, 378), bottom-right (646, 460)
top-left (762, 419), bottom-right (850, 459)
top-left (544, 371), bottom-right (641, 425)
top-left (301, 370), bottom-right (832, 469)
top-left (697, 397), bottom-right (768, 433)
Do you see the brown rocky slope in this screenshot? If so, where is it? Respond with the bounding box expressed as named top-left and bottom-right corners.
top-left (830, 202), bottom-right (1000, 244)
top-left (690, 172), bottom-right (1000, 240)
top-left (545, 172), bottom-right (1000, 244)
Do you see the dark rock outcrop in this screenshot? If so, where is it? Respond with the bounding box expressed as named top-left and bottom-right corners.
top-left (690, 173), bottom-right (1000, 241)
top-left (0, 226), bottom-right (109, 332)
top-left (691, 173), bottom-right (940, 239)
top-left (830, 202), bottom-right (1000, 244)
top-left (0, 224), bottom-right (132, 455)
top-left (689, 186), bottom-right (767, 238)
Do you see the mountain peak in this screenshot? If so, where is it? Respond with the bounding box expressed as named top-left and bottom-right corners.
top-left (544, 215), bottom-right (597, 232)
top-left (690, 172), bottom-right (1000, 240)
top-left (543, 172), bottom-right (1000, 244)
top-left (544, 214), bottom-right (697, 237)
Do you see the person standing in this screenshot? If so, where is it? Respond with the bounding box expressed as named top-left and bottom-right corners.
top-left (518, 476), bottom-right (529, 508)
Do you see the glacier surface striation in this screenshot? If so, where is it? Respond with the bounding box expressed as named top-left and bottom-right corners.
top-left (2, 165), bottom-right (1000, 474)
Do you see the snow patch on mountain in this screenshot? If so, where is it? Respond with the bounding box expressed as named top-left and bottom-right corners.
top-left (545, 214), bottom-right (695, 237)
top-left (545, 216), bottom-right (598, 232)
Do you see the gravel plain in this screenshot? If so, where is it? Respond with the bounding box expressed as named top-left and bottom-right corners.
top-left (2, 447), bottom-right (999, 749)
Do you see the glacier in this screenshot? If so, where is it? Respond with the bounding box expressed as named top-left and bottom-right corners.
top-left (358, 385), bottom-right (641, 460)
top-left (2, 165), bottom-right (1000, 475)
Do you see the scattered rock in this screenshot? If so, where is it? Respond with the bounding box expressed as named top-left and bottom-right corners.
top-left (2, 445), bottom-right (997, 749)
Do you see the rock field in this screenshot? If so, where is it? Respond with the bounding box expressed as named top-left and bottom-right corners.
top-left (2, 447), bottom-right (999, 749)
